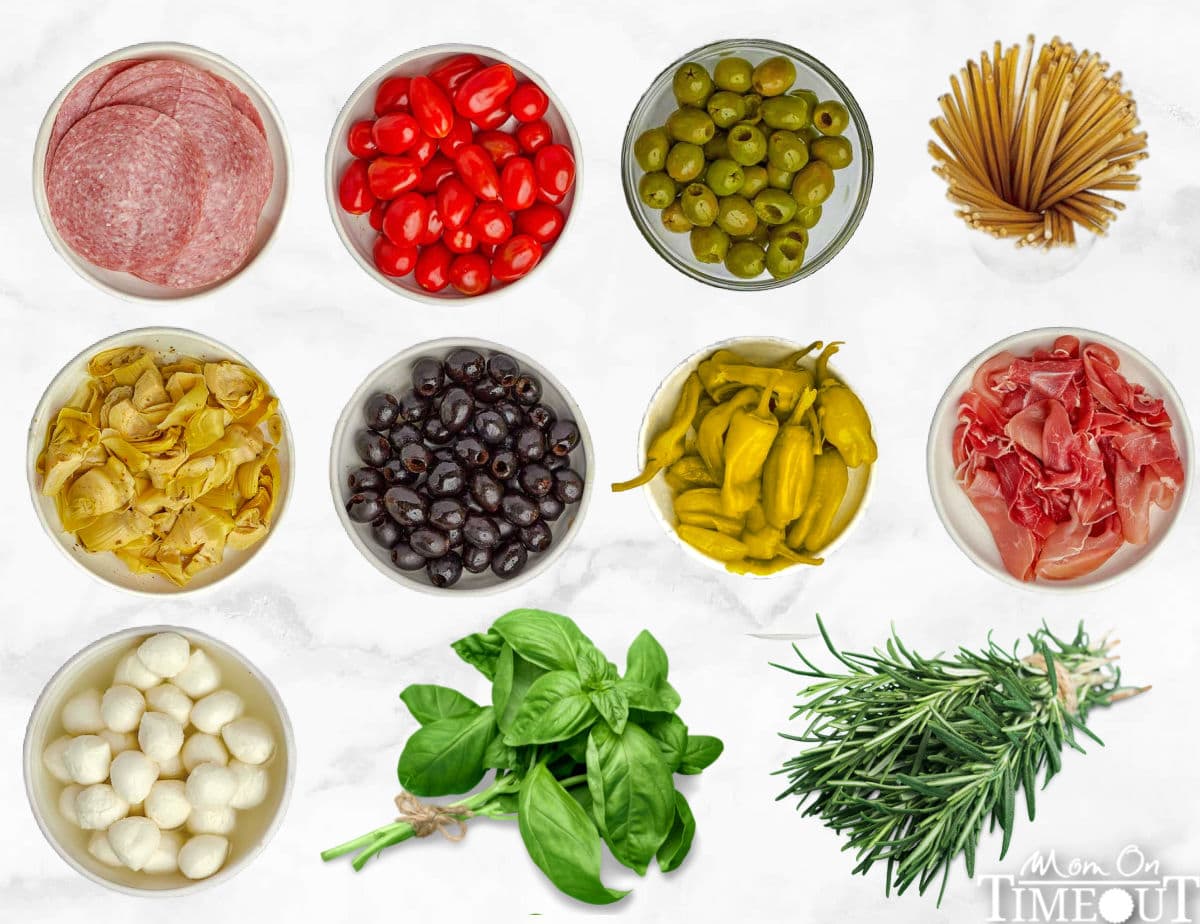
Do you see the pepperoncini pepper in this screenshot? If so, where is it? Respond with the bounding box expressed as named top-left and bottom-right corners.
top-left (665, 455), bottom-right (719, 492)
top-left (676, 524), bottom-right (749, 562)
top-left (696, 387), bottom-right (758, 478)
top-left (612, 372), bottom-right (703, 492)
top-left (727, 551), bottom-right (823, 575)
top-left (786, 447), bottom-right (849, 553)
top-left (761, 388), bottom-right (818, 529)
top-left (813, 342), bottom-right (877, 468)
top-left (699, 358), bottom-right (813, 415)
top-left (720, 378), bottom-right (780, 517)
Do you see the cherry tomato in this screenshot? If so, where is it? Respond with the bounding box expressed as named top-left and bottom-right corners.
top-left (469, 202), bottom-right (513, 245)
top-left (455, 64), bottom-right (517, 123)
top-left (418, 155), bottom-right (456, 194)
top-left (534, 144), bottom-right (575, 198)
top-left (338, 159), bottom-right (375, 214)
top-left (438, 117), bottom-right (473, 157)
top-left (420, 204), bottom-right (444, 245)
top-left (409, 76), bottom-right (455, 139)
top-left (409, 133), bottom-right (437, 166)
top-left (369, 199), bottom-right (389, 231)
top-left (347, 120), bottom-right (378, 158)
top-left (514, 202), bottom-right (565, 244)
top-left (382, 191), bottom-right (430, 245)
top-left (491, 234), bottom-right (542, 282)
top-left (475, 130), bottom-right (521, 165)
top-left (414, 243), bottom-right (453, 291)
top-left (371, 112), bottom-right (420, 155)
top-left (374, 76), bottom-right (410, 115)
top-left (436, 177), bottom-right (476, 231)
top-left (538, 187), bottom-right (566, 205)
top-left (449, 253), bottom-right (491, 296)
top-left (479, 242), bottom-right (500, 258)
top-left (509, 82), bottom-right (549, 123)
top-left (453, 144), bottom-right (501, 201)
top-left (429, 54), bottom-right (483, 94)
top-left (444, 226), bottom-right (478, 254)
top-left (472, 105), bottom-right (510, 131)
top-left (499, 157), bottom-right (537, 211)
top-left (515, 119), bottom-right (552, 153)
top-left (373, 237), bottom-right (418, 277)
top-left (367, 156), bottom-right (421, 200)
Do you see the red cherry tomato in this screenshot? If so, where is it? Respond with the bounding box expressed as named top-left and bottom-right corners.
top-left (509, 82), bottom-right (549, 123)
top-left (409, 76), bottom-right (455, 139)
top-left (371, 112), bottom-right (420, 155)
top-left (472, 105), bottom-right (510, 131)
top-left (534, 144), bottom-right (575, 198)
top-left (409, 133), bottom-right (437, 166)
top-left (420, 204), bottom-right (444, 245)
top-left (479, 242), bottom-right (499, 258)
top-left (444, 226), bottom-right (478, 254)
top-left (347, 120), bottom-right (378, 158)
top-left (414, 243), bottom-right (453, 291)
top-left (375, 76), bottom-right (411, 115)
top-left (469, 202), bottom-right (514, 245)
top-left (449, 253), bottom-right (492, 296)
top-left (453, 144), bottom-right (501, 201)
top-left (429, 54), bottom-right (483, 94)
top-left (538, 187), bottom-right (566, 205)
top-left (382, 191), bottom-right (430, 245)
top-left (492, 234), bottom-right (543, 282)
top-left (515, 119), bottom-right (552, 153)
top-left (475, 131), bottom-right (521, 165)
top-left (367, 156), bottom-right (421, 200)
top-left (373, 237), bottom-right (418, 277)
top-left (438, 117), bottom-right (473, 157)
top-left (454, 64), bottom-right (517, 123)
top-left (338, 160), bottom-right (375, 214)
top-left (514, 202), bottom-right (565, 244)
top-left (436, 177), bottom-right (476, 231)
top-left (499, 157), bottom-right (537, 211)
top-left (369, 199), bottom-right (389, 231)
top-left (418, 155), bottom-right (456, 193)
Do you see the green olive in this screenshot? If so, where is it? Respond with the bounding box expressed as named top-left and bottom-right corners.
top-left (752, 56), bottom-right (797, 97)
top-left (765, 236), bottom-right (805, 279)
top-left (725, 240), bottom-right (766, 278)
top-left (741, 93), bottom-right (763, 124)
top-left (800, 125), bottom-right (822, 143)
top-left (739, 165), bottom-right (769, 198)
top-left (770, 220), bottom-right (810, 250)
top-left (716, 195), bottom-right (758, 237)
top-left (661, 200), bottom-right (693, 233)
top-left (703, 132), bottom-right (729, 160)
top-left (766, 163), bottom-right (795, 190)
top-left (753, 188), bottom-right (798, 225)
top-left (690, 225), bottom-right (730, 264)
top-left (679, 183), bottom-right (719, 227)
top-left (789, 88), bottom-right (820, 124)
top-left (706, 158), bottom-right (745, 197)
top-left (796, 204), bottom-right (822, 228)
top-left (673, 62), bottom-right (713, 107)
top-left (760, 96), bottom-right (809, 132)
top-left (713, 57), bottom-right (754, 93)
top-left (810, 135), bottom-right (854, 170)
top-left (745, 222), bottom-right (770, 246)
top-left (790, 161), bottom-right (835, 208)
top-left (813, 100), bottom-right (850, 136)
top-left (638, 172), bottom-right (676, 209)
top-left (767, 130), bottom-right (809, 174)
top-left (706, 91), bottom-right (747, 130)
top-left (666, 107), bottom-right (716, 145)
top-left (666, 142), bottom-right (706, 182)
top-left (727, 122), bottom-right (768, 166)
top-left (634, 127), bottom-right (671, 172)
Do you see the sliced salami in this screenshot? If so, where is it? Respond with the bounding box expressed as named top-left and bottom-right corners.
top-left (89, 58), bottom-right (233, 119)
top-left (46, 105), bottom-right (205, 272)
top-left (212, 73), bottom-right (266, 136)
top-left (45, 59), bottom-right (141, 171)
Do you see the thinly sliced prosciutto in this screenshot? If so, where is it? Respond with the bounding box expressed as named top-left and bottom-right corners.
top-left (953, 336), bottom-right (1184, 582)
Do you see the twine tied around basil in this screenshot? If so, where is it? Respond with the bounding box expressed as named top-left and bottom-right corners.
top-left (394, 792), bottom-right (474, 841)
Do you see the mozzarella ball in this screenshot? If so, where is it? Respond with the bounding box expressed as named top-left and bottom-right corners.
top-left (43, 735), bottom-right (74, 783)
top-left (228, 760), bottom-right (269, 810)
top-left (144, 780), bottom-right (191, 830)
top-left (98, 729), bottom-right (137, 755)
top-left (100, 685), bottom-right (145, 733)
top-left (58, 784), bottom-right (83, 825)
top-left (138, 712), bottom-right (184, 763)
top-left (109, 750), bottom-right (159, 804)
top-left (76, 783), bottom-right (129, 830)
top-left (61, 688), bottom-right (105, 734)
top-left (107, 816), bottom-right (161, 871)
top-left (145, 683), bottom-right (192, 726)
top-left (186, 762), bottom-right (237, 808)
top-left (190, 690), bottom-right (244, 735)
top-left (87, 831), bottom-right (122, 868)
top-left (137, 633), bottom-right (190, 678)
top-left (143, 829), bottom-right (182, 875)
top-left (173, 649), bottom-right (221, 698)
top-left (187, 806), bottom-right (236, 836)
top-left (114, 651), bottom-right (162, 691)
top-left (182, 733), bottom-right (229, 773)
top-left (221, 718), bottom-right (275, 765)
top-left (63, 735), bottom-right (111, 785)
top-left (157, 752), bottom-right (186, 780)
top-left (179, 834), bottom-right (229, 880)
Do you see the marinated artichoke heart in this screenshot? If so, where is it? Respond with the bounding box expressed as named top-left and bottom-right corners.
top-left (37, 346), bottom-right (282, 585)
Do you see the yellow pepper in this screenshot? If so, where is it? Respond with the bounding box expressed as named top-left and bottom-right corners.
top-left (666, 455), bottom-right (719, 489)
top-left (696, 387), bottom-right (758, 478)
top-left (676, 524), bottom-right (750, 562)
top-left (727, 552), bottom-right (823, 575)
top-left (761, 388), bottom-right (818, 529)
top-left (613, 372), bottom-right (703, 492)
top-left (786, 447), bottom-right (849, 553)
top-left (814, 342), bottom-right (877, 468)
top-left (720, 378), bottom-right (780, 518)
top-left (677, 510), bottom-right (745, 536)
top-left (698, 358), bottom-right (813, 415)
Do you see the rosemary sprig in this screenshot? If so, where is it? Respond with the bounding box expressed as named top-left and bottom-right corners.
top-left (773, 617), bottom-right (1148, 903)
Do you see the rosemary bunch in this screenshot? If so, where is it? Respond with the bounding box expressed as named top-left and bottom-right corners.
top-left (774, 618), bottom-right (1147, 902)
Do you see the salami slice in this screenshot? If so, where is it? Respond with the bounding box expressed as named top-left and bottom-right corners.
top-left (212, 73), bottom-right (266, 137)
top-left (46, 105), bottom-right (205, 272)
top-left (45, 59), bottom-right (142, 171)
top-left (90, 58), bottom-right (233, 119)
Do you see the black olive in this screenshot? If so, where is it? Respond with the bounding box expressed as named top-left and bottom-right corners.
top-left (548, 420), bottom-right (581, 456)
top-left (470, 472), bottom-right (503, 512)
top-left (410, 527), bottom-right (450, 558)
top-left (472, 379), bottom-right (507, 404)
top-left (444, 527), bottom-right (464, 547)
top-left (505, 477), bottom-right (523, 494)
top-left (444, 348), bottom-right (486, 385)
top-left (554, 469), bottom-right (585, 504)
top-left (371, 516), bottom-right (405, 549)
top-left (518, 464), bottom-right (554, 497)
top-left (355, 430), bottom-right (392, 467)
top-left (462, 544), bottom-right (492, 573)
top-left (487, 353), bottom-right (520, 386)
top-left (527, 404), bottom-right (556, 430)
top-left (496, 401), bottom-right (523, 429)
top-left (439, 387), bottom-right (474, 432)
top-left (473, 409), bottom-right (508, 445)
top-left (427, 552), bottom-right (464, 588)
top-left (490, 449), bottom-right (519, 480)
top-left (384, 485), bottom-right (428, 527)
top-left (515, 428), bottom-right (546, 463)
top-left (399, 442), bottom-right (434, 474)
top-left (364, 392), bottom-right (399, 431)
top-left (346, 491), bottom-right (384, 522)
top-left (513, 374), bottom-right (542, 405)
top-left (544, 453), bottom-right (569, 472)
top-left (538, 495), bottom-right (565, 521)
top-left (348, 467), bottom-right (384, 492)
top-left (423, 417), bottom-right (453, 446)
top-left (453, 436), bottom-right (489, 468)
top-left (500, 432), bottom-right (517, 451)
top-left (496, 517), bottom-right (517, 540)
top-left (388, 422), bottom-right (423, 452)
top-left (427, 460), bottom-right (466, 497)
top-left (501, 493), bottom-right (540, 527)
top-left (412, 357), bottom-right (444, 396)
top-left (491, 540), bottom-right (528, 579)
top-left (391, 544), bottom-right (426, 571)
top-left (398, 390), bottom-right (430, 423)
top-left (463, 514), bottom-right (501, 549)
top-left (433, 447), bottom-right (455, 463)
top-left (520, 520), bottom-right (553, 553)
top-left (429, 497), bottom-right (467, 531)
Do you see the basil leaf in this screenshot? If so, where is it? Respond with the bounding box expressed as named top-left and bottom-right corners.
top-left (617, 679), bottom-right (678, 714)
top-left (586, 722), bottom-right (676, 875)
top-left (589, 685), bottom-right (629, 735)
top-left (561, 730), bottom-right (589, 764)
top-left (574, 643), bottom-right (610, 689)
top-left (504, 671), bottom-right (597, 746)
top-left (492, 609), bottom-right (588, 672)
top-left (482, 733), bottom-right (522, 771)
top-left (494, 647), bottom-right (545, 734)
top-left (396, 707), bottom-right (496, 797)
top-left (518, 764), bottom-right (627, 906)
top-left (400, 684), bottom-right (480, 725)
top-left (624, 629), bottom-right (669, 687)
top-left (656, 791), bottom-right (696, 873)
top-left (451, 631), bottom-right (504, 680)
top-left (678, 734), bottom-right (725, 775)
top-left (641, 714), bottom-right (688, 771)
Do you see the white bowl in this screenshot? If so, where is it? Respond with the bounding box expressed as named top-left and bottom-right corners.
top-left (324, 43), bottom-right (582, 304)
top-left (927, 327), bottom-right (1193, 591)
top-left (631, 336), bottom-right (874, 576)
top-left (23, 625), bottom-right (295, 896)
top-left (33, 42), bottom-right (291, 302)
top-left (27, 326), bottom-right (294, 595)
top-left (329, 337), bottom-right (593, 594)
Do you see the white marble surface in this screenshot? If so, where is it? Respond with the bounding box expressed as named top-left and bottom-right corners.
top-left (2, 0), bottom-right (1199, 920)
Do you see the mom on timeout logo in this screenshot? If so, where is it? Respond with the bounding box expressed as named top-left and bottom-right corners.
top-left (980, 845), bottom-right (1198, 923)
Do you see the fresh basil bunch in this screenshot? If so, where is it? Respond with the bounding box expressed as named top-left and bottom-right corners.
top-left (321, 609), bottom-right (723, 904)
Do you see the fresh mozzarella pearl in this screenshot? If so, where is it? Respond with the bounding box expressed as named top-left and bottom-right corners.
top-left (145, 684), bottom-right (192, 726)
top-left (138, 712), bottom-right (184, 763)
top-left (137, 633), bottom-right (190, 678)
top-left (58, 784), bottom-right (83, 825)
top-left (157, 752), bottom-right (186, 780)
top-left (63, 735), bottom-right (111, 785)
top-left (221, 718), bottom-right (275, 765)
top-left (144, 780), bottom-right (191, 830)
top-left (109, 750), bottom-right (159, 804)
top-left (98, 729), bottom-right (138, 755)
top-left (143, 829), bottom-right (182, 874)
top-left (187, 806), bottom-right (236, 836)
top-left (61, 688), bottom-right (105, 734)
top-left (107, 816), bottom-right (161, 871)
top-left (178, 834), bottom-right (229, 880)
top-left (75, 783), bottom-right (129, 830)
top-left (186, 762), bottom-right (237, 808)
top-left (43, 735), bottom-right (74, 783)
top-left (100, 685), bottom-right (145, 733)
top-left (114, 651), bottom-right (162, 691)
top-left (172, 649), bottom-right (221, 698)
top-left (182, 733), bottom-right (229, 773)
top-left (190, 690), bottom-right (244, 735)
top-left (228, 760), bottom-right (269, 810)
top-left (87, 831), bottom-right (122, 867)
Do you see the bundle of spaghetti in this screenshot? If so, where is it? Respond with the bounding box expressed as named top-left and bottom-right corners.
top-left (929, 36), bottom-right (1147, 248)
